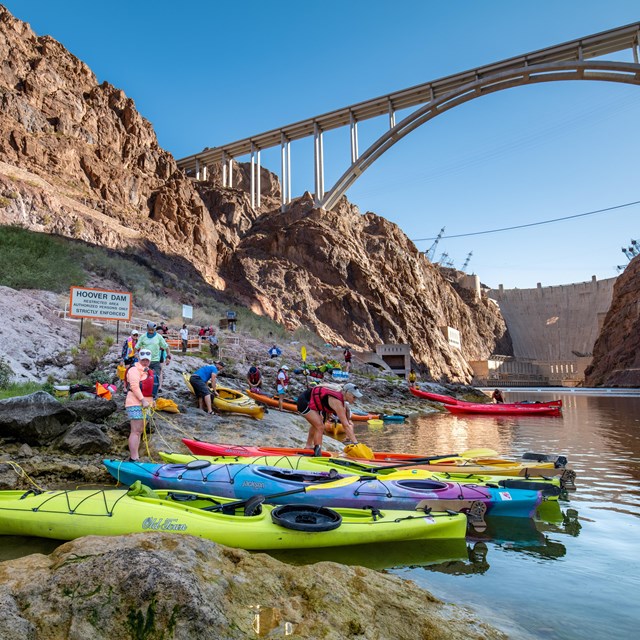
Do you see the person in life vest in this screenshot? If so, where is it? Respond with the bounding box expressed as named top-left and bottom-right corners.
top-left (298, 382), bottom-right (362, 456)
top-left (124, 349), bottom-right (154, 461)
top-left (247, 365), bottom-right (263, 391)
top-left (120, 329), bottom-right (139, 366)
top-left (408, 369), bottom-right (417, 388)
top-left (492, 389), bottom-right (505, 404)
top-left (343, 347), bottom-right (352, 373)
top-left (135, 322), bottom-right (171, 399)
top-left (276, 365), bottom-right (290, 411)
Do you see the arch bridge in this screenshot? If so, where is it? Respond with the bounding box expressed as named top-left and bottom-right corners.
top-left (176, 23), bottom-right (640, 212)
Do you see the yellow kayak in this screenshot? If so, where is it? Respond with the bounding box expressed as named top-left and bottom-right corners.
top-left (0, 484), bottom-right (466, 549)
top-left (183, 374), bottom-right (264, 419)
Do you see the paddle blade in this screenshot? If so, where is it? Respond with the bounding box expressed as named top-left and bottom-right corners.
top-left (306, 476), bottom-right (358, 491)
top-left (344, 443), bottom-right (374, 460)
top-left (301, 346), bottom-right (307, 362)
top-left (460, 448), bottom-right (499, 459)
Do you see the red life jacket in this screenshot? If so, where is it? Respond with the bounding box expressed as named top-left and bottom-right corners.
top-left (248, 369), bottom-right (261, 385)
top-left (309, 386), bottom-right (344, 414)
top-left (278, 370), bottom-right (290, 386)
top-left (125, 364), bottom-right (155, 398)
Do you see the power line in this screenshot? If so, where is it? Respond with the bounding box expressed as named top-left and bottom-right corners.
top-left (412, 199), bottom-right (640, 242)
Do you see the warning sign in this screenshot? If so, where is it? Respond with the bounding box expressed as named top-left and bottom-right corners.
top-left (69, 286), bottom-right (132, 321)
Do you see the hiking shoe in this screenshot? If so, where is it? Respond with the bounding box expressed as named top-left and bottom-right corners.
top-left (313, 445), bottom-right (322, 457)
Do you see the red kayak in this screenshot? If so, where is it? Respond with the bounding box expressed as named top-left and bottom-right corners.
top-left (182, 438), bottom-right (333, 458)
top-left (444, 400), bottom-right (562, 416)
top-left (409, 387), bottom-right (459, 404)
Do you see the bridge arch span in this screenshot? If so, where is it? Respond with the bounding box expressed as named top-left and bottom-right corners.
top-left (320, 60), bottom-right (640, 211)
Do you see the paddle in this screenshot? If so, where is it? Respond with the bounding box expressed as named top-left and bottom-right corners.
top-left (337, 448), bottom-right (500, 472)
top-left (301, 345), bottom-right (308, 388)
top-left (202, 474), bottom-right (360, 514)
top-left (344, 447), bottom-right (497, 463)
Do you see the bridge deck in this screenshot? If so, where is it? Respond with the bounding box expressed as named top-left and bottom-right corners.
top-left (177, 22), bottom-right (640, 171)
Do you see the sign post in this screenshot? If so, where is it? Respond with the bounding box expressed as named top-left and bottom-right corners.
top-left (69, 287), bottom-right (133, 343)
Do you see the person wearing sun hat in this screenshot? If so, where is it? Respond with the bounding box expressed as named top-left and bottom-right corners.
top-left (276, 365), bottom-right (290, 411)
top-left (135, 321), bottom-right (171, 399)
top-left (298, 382), bottom-right (362, 456)
top-left (124, 349), bottom-right (154, 461)
top-left (120, 329), bottom-right (139, 367)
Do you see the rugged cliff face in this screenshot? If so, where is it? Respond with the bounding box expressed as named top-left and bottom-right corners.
top-left (0, 5), bottom-right (509, 382)
top-left (0, 7), bottom-right (219, 281)
top-left (584, 255), bottom-right (640, 387)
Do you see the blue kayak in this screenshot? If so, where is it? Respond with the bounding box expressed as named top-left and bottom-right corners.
top-left (103, 459), bottom-right (542, 518)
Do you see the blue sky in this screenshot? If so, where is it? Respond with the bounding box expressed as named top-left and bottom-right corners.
top-left (4, 0), bottom-right (640, 289)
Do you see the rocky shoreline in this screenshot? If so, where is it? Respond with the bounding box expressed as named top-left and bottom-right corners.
top-left (0, 343), bottom-right (505, 639)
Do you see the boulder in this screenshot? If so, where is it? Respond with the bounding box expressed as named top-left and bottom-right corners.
top-left (0, 533), bottom-right (505, 640)
top-left (56, 422), bottom-right (112, 454)
top-left (65, 398), bottom-right (118, 422)
top-left (0, 391), bottom-right (76, 445)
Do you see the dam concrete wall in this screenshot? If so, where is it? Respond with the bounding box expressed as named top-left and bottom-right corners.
top-left (488, 276), bottom-right (616, 362)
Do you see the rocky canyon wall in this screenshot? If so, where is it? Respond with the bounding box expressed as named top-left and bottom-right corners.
top-left (0, 5), bottom-right (509, 382)
top-left (584, 255), bottom-right (640, 387)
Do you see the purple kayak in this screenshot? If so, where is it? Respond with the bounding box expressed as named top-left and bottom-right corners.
top-left (103, 459), bottom-right (542, 518)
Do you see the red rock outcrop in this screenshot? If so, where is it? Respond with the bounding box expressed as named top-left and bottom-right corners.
top-left (0, 5), bottom-right (509, 382)
top-left (584, 254), bottom-right (640, 387)
top-left (0, 7), bottom-right (219, 281)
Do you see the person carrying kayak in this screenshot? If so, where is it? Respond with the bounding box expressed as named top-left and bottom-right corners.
top-left (298, 382), bottom-right (362, 456)
top-left (189, 362), bottom-right (225, 414)
top-left (124, 349), bottom-right (154, 461)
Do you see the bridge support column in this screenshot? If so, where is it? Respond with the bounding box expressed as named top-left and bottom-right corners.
top-left (250, 144), bottom-right (256, 209)
top-left (256, 148), bottom-right (261, 208)
top-left (350, 113), bottom-right (359, 163)
top-left (228, 156), bottom-right (233, 188)
top-left (388, 99), bottom-right (396, 128)
top-left (202, 164), bottom-right (208, 181)
top-left (280, 134), bottom-right (292, 211)
top-left (314, 123), bottom-right (325, 206)
top-left (195, 158), bottom-right (200, 181)
top-left (222, 152), bottom-right (227, 187)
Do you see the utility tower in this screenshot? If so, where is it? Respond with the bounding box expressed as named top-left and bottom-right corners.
top-left (426, 227), bottom-right (445, 261)
top-left (461, 251), bottom-right (473, 272)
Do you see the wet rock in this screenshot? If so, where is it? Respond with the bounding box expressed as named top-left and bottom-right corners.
top-left (0, 391), bottom-right (76, 445)
top-left (56, 422), bottom-right (112, 454)
top-left (65, 398), bottom-right (118, 422)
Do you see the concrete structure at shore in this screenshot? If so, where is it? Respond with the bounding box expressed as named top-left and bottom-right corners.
top-left (471, 276), bottom-right (616, 386)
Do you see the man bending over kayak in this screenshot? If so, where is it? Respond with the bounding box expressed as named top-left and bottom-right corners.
top-left (190, 362), bottom-right (224, 414)
top-left (298, 383), bottom-right (362, 456)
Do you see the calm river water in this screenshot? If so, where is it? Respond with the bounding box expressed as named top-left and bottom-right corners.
top-left (342, 390), bottom-right (640, 640)
top-left (2, 390), bottom-right (639, 639)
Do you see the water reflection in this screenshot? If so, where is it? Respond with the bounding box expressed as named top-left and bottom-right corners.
top-left (267, 538), bottom-right (469, 571)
